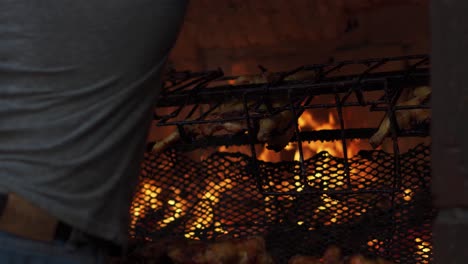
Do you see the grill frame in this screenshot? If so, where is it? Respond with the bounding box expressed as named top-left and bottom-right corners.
top-left (134, 54), bottom-right (433, 263)
top-left (152, 55), bottom-right (429, 149)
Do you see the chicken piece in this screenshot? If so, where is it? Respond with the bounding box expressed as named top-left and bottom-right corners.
top-left (322, 246), bottom-right (343, 264)
top-left (152, 129), bottom-right (182, 154)
top-left (348, 255), bottom-right (395, 264)
top-left (257, 103), bottom-right (296, 152)
top-left (287, 247), bottom-right (395, 264)
top-left (168, 236), bottom-right (273, 264)
top-left (288, 255), bottom-right (321, 264)
top-left (369, 86), bottom-right (431, 148)
top-left (374, 258), bottom-right (395, 264)
top-left (167, 240), bottom-right (209, 264)
top-left (152, 102), bottom-right (248, 154)
top-left (152, 101), bottom-right (297, 154)
top-left (256, 253), bottom-right (276, 264)
top-left (348, 255), bottom-right (370, 264)
top-left (193, 236), bottom-right (269, 264)
top-left (152, 70), bottom-right (304, 154)
top-left (151, 120), bottom-right (247, 153)
top-left (126, 239), bottom-right (202, 264)
top-left (287, 246), bottom-right (343, 264)
top-left (233, 69), bottom-right (316, 86)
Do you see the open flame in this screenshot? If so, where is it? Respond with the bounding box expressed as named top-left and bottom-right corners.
top-left (131, 107), bottom-right (431, 260)
top-left (258, 110), bottom-right (366, 163)
top-left (184, 178), bottom-right (233, 239)
top-left (130, 180), bottom-right (163, 229)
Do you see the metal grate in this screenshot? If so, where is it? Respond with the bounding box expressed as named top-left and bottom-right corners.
top-left (154, 55), bottom-right (429, 150)
top-left (129, 55), bottom-right (433, 263)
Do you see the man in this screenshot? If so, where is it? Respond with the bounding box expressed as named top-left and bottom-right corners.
top-left (0, 1), bottom-right (188, 263)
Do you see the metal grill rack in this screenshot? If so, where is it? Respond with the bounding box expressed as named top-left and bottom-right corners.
top-left (131, 55), bottom-right (433, 264)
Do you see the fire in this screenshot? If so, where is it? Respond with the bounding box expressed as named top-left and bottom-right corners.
top-left (314, 194), bottom-right (342, 225)
top-left (185, 178), bottom-right (234, 240)
top-left (130, 179), bottom-right (163, 230)
top-left (258, 110), bottom-right (364, 163)
top-left (298, 111), bottom-right (365, 158)
top-left (129, 178), bottom-right (191, 236)
top-left (133, 108), bottom-right (412, 234)
top-left (131, 105), bottom-right (431, 261)
top-left (311, 194), bottom-right (369, 226)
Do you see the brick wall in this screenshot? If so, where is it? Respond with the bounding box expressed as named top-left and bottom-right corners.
top-left (168, 0), bottom-right (429, 75)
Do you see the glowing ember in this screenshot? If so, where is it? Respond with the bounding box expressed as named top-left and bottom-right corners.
top-left (367, 238), bottom-right (384, 249)
top-left (130, 179), bottom-right (163, 230)
top-left (403, 188), bottom-right (414, 202)
top-left (415, 237), bottom-right (432, 264)
top-left (184, 178), bottom-right (234, 240)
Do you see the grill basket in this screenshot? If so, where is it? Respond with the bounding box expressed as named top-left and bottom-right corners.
top-left (129, 55), bottom-right (433, 264)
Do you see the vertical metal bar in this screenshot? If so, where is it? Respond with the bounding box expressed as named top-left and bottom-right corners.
top-left (176, 124), bottom-right (188, 143)
top-left (385, 81), bottom-right (402, 190)
top-left (382, 79), bottom-right (402, 256)
top-left (287, 89), bottom-right (307, 190)
top-left (242, 94), bottom-right (262, 193)
top-left (334, 93), bottom-right (351, 187)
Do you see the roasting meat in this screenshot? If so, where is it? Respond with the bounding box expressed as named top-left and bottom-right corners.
top-left (152, 100), bottom-right (246, 154)
top-left (151, 100), bottom-right (295, 154)
top-left (256, 105), bottom-right (296, 151)
top-left (348, 255), bottom-right (395, 264)
top-left (112, 241), bottom-right (398, 264)
top-left (322, 246), bottom-right (343, 264)
top-left (288, 255), bottom-right (321, 264)
top-left (289, 246), bottom-right (342, 264)
top-left (119, 236), bottom-right (274, 264)
top-left (168, 236), bottom-right (274, 264)
top-left (289, 246), bottom-right (394, 264)
top-left (369, 86), bottom-right (431, 148)
top-left (117, 238), bottom-right (187, 264)
top-left (152, 72), bottom-right (300, 154)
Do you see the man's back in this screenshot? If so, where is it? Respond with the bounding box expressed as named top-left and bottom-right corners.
top-left (0, 0), bottom-right (187, 249)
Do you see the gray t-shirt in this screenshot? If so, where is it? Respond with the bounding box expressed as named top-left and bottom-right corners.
top-left (0, 1), bottom-right (187, 245)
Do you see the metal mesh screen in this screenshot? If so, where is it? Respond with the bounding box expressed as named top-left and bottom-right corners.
top-left (130, 144), bottom-right (433, 263)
